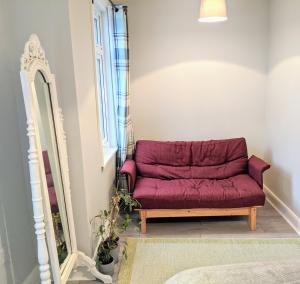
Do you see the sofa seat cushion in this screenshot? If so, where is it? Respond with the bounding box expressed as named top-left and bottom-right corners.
top-left (133, 175), bottom-right (265, 209)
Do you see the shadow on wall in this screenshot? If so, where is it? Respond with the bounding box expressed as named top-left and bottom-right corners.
top-left (264, 149), bottom-right (293, 208)
top-left (268, 2), bottom-right (300, 72)
top-left (128, 0), bottom-right (269, 80)
top-left (264, 55), bottom-right (300, 218)
top-left (128, 0), bottom-right (269, 160)
top-left (269, 56), bottom-right (300, 73)
top-left (0, 204), bottom-right (14, 284)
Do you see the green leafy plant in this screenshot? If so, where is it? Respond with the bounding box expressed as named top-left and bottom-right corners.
top-left (92, 209), bottom-right (114, 266)
top-left (97, 241), bottom-right (113, 265)
top-left (91, 187), bottom-right (140, 265)
top-left (57, 242), bottom-right (68, 265)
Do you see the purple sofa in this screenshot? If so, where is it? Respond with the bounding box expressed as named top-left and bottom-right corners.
top-left (121, 138), bottom-right (270, 233)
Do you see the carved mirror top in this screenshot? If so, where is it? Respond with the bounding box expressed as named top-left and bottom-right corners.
top-left (21, 34), bottom-right (49, 71)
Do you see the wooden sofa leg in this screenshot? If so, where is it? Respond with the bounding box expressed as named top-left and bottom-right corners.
top-left (248, 207), bottom-right (257, 231)
top-left (140, 210), bottom-right (147, 234)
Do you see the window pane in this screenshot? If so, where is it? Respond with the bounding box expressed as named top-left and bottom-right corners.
top-left (97, 16), bottom-right (102, 44)
top-left (94, 17), bottom-right (100, 45)
top-left (96, 58), bottom-right (108, 143)
top-left (93, 8), bottom-right (116, 151)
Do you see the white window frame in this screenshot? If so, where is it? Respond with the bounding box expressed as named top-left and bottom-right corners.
top-left (94, 9), bottom-right (109, 146)
top-left (92, 0), bottom-right (117, 167)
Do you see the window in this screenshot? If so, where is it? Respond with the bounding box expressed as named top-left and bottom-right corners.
top-left (92, 2), bottom-right (117, 165)
top-left (94, 10), bottom-right (109, 145)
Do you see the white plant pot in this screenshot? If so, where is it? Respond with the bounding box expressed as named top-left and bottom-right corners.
top-left (111, 246), bottom-right (120, 263)
top-left (98, 260), bottom-right (115, 276)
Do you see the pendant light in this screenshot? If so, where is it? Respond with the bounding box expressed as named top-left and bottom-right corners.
top-left (199, 0), bottom-right (228, 23)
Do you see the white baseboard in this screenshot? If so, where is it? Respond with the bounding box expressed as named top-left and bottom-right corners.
top-left (264, 185), bottom-right (300, 236)
top-left (23, 266), bottom-right (39, 284)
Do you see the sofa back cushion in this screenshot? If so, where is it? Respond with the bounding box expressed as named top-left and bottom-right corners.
top-left (135, 138), bottom-right (248, 179)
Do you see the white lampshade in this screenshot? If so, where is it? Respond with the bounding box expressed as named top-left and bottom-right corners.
top-left (199, 0), bottom-right (228, 23)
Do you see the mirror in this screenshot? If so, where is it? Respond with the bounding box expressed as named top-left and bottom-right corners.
top-left (20, 34), bottom-right (112, 284)
top-left (34, 71), bottom-right (70, 267)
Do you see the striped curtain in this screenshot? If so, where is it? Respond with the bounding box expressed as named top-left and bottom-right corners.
top-left (114, 6), bottom-right (134, 188)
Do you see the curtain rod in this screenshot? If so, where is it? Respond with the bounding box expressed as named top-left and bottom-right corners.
top-left (108, 0), bottom-right (119, 11)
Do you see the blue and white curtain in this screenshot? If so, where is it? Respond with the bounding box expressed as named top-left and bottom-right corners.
top-left (114, 6), bottom-right (135, 185)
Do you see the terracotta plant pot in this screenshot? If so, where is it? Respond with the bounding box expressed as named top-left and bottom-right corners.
top-left (111, 246), bottom-right (120, 263)
top-left (98, 258), bottom-right (115, 276)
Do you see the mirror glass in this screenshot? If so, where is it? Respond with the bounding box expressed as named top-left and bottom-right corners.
top-left (34, 71), bottom-right (71, 267)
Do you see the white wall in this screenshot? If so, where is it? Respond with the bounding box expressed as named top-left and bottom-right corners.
top-left (7, 0), bottom-right (115, 256)
top-left (7, 0), bottom-right (91, 257)
top-left (128, 0), bottom-right (269, 156)
top-left (265, 0), bottom-right (300, 217)
top-left (68, 0), bottom-right (116, 254)
top-left (0, 0), bottom-right (116, 281)
top-left (1, 0), bottom-right (298, 281)
top-left (0, 0), bottom-right (38, 283)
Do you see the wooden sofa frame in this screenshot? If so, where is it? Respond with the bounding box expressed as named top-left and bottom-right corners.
top-left (137, 207), bottom-right (259, 234)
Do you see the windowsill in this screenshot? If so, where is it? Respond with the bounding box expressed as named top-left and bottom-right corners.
top-left (102, 146), bottom-right (117, 169)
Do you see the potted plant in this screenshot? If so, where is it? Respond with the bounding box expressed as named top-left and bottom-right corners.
top-left (92, 187), bottom-right (140, 273)
top-left (92, 209), bottom-right (115, 275)
top-left (105, 190), bottom-right (140, 262)
top-left (96, 240), bottom-right (114, 276)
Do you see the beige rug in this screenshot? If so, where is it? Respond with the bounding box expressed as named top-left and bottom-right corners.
top-left (118, 238), bottom-right (300, 284)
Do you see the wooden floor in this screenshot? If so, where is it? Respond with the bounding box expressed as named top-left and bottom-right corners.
top-left (69, 202), bottom-right (298, 283)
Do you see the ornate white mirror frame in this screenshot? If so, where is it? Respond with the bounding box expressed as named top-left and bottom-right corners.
top-left (20, 34), bottom-right (112, 284)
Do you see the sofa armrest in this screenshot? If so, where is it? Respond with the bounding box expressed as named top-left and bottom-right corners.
top-left (248, 155), bottom-right (270, 188)
top-left (120, 159), bottom-right (136, 192)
